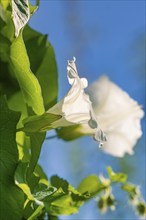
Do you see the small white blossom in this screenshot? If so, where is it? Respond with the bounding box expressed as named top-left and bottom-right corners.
top-left (47, 58), bottom-right (106, 144)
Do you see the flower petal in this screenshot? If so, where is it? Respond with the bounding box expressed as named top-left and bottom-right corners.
top-left (47, 58), bottom-right (106, 144)
top-left (87, 76), bottom-right (144, 157)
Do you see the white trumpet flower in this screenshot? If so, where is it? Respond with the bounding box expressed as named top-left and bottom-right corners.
top-left (79, 76), bottom-right (144, 157)
top-left (47, 58), bottom-right (106, 145)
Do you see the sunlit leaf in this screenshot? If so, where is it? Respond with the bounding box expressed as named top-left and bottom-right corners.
top-left (29, 3), bottom-right (38, 16)
top-left (77, 175), bottom-right (103, 197)
top-left (0, 3), bottom-right (6, 21)
top-left (43, 186), bottom-right (80, 216)
top-left (50, 176), bottom-right (89, 210)
top-left (0, 5), bottom-right (15, 42)
top-left (10, 33), bottom-right (45, 115)
top-left (107, 167), bottom-right (127, 183)
top-left (0, 0), bottom-right (10, 10)
top-left (45, 195), bottom-right (78, 215)
top-left (121, 183), bottom-right (140, 200)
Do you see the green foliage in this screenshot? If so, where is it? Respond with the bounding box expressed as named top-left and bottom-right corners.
top-left (0, 1), bottom-right (145, 220)
top-left (0, 96), bottom-right (24, 220)
top-left (10, 33), bottom-right (45, 115)
top-left (77, 175), bottom-right (102, 196)
top-left (27, 132), bottom-right (46, 181)
top-left (23, 26), bottom-right (58, 110)
top-left (107, 166), bottom-right (127, 183)
top-left (122, 183), bottom-right (140, 197)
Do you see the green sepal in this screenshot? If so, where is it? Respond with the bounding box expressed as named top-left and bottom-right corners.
top-left (22, 113), bottom-right (62, 133)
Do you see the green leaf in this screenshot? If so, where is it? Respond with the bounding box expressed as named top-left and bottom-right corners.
top-left (36, 43), bottom-right (58, 109)
top-left (0, 3), bottom-right (6, 22)
top-left (10, 33), bottom-right (45, 115)
top-left (15, 132), bottom-right (46, 193)
top-left (27, 132), bottom-right (46, 178)
top-left (0, 0), bottom-right (10, 10)
top-left (14, 161), bottom-right (49, 191)
top-left (0, 184), bottom-right (24, 220)
top-left (50, 175), bottom-right (88, 204)
top-left (14, 162), bottom-right (52, 219)
top-left (15, 163), bottom-right (35, 200)
top-left (33, 186), bottom-right (57, 201)
top-left (0, 34), bottom-right (10, 61)
top-left (0, 3), bottom-right (15, 41)
top-left (121, 183), bottom-right (140, 199)
top-left (107, 167), bottom-right (127, 183)
top-left (33, 184), bottom-right (78, 215)
top-left (43, 186), bottom-right (79, 215)
top-left (45, 176), bottom-right (86, 214)
top-left (77, 175), bottom-right (104, 197)
top-left (15, 162), bottom-right (29, 184)
top-left (23, 26), bottom-right (58, 109)
top-left (29, 3), bottom-right (38, 16)
top-left (0, 96), bottom-right (24, 220)
top-left (12, 0), bottom-right (30, 37)
top-left (23, 26), bottom-right (47, 73)
top-left (22, 113), bottom-right (62, 132)
top-left (45, 195), bottom-right (78, 215)
top-left (43, 188), bottom-right (65, 204)
top-left (51, 175), bottom-right (69, 193)
top-left (34, 164), bottom-right (49, 186)
top-left (0, 59), bottom-right (20, 98)
top-left (8, 91), bottom-right (31, 161)
top-left (28, 205), bottom-right (44, 220)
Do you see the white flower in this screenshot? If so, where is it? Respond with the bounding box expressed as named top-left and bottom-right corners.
top-left (47, 58), bottom-right (106, 144)
top-left (79, 76), bottom-right (144, 157)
